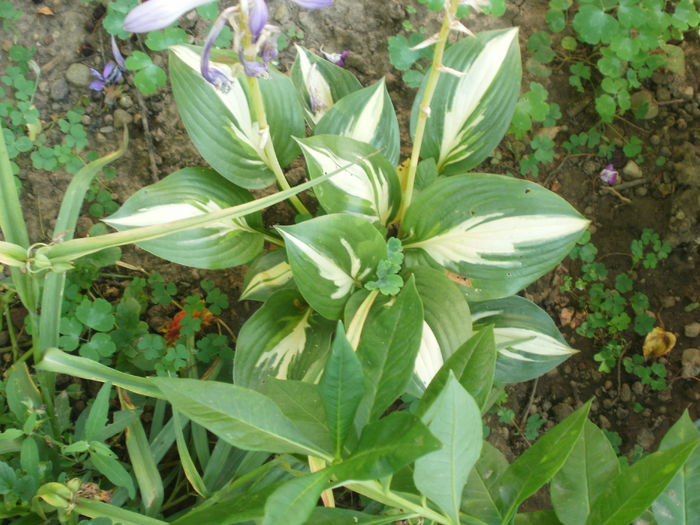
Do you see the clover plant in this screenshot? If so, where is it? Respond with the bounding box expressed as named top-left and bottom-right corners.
top-left (1, 1), bottom-right (699, 524)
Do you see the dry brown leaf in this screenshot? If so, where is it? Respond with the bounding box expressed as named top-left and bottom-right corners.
top-left (643, 327), bottom-right (677, 360)
top-left (36, 6), bottom-right (55, 16)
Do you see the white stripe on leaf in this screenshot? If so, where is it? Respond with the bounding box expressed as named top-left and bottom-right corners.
top-left (415, 322), bottom-right (444, 387)
top-left (439, 29), bottom-right (517, 168)
top-left (279, 230), bottom-right (354, 299)
top-left (496, 327), bottom-right (576, 360)
top-left (342, 81), bottom-right (386, 146)
top-left (241, 261), bottom-right (293, 298)
top-left (407, 213), bottom-right (589, 268)
top-left (255, 309), bottom-right (312, 378)
top-left (297, 46), bottom-right (333, 121)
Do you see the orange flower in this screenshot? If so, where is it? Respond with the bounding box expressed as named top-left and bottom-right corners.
top-left (163, 307), bottom-right (215, 346)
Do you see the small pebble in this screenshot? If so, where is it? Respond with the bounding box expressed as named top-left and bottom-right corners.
top-left (623, 160), bottom-right (643, 179)
top-left (65, 63), bottom-right (91, 87)
top-left (552, 402), bottom-right (574, 422)
top-left (598, 415), bottom-right (611, 429)
top-left (637, 428), bottom-right (655, 450)
top-left (658, 389), bottom-right (672, 402)
top-left (113, 109), bottom-right (132, 128)
top-left (620, 383), bottom-right (632, 402)
top-left (684, 322), bottom-right (700, 338)
top-left (636, 187), bottom-right (648, 197)
top-left (99, 126), bottom-right (114, 134)
top-left (119, 95), bottom-right (134, 109)
top-left (681, 348), bottom-right (700, 377)
top-left (661, 296), bottom-right (676, 308)
top-left (49, 78), bottom-right (69, 100)
top-left (632, 381), bottom-right (644, 395)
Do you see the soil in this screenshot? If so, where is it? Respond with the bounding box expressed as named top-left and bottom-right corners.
top-left (1, 0), bottom-right (699, 512)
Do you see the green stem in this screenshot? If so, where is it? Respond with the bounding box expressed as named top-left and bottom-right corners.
top-left (3, 302), bottom-right (19, 361)
top-left (396, 1), bottom-right (457, 223)
top-left (247, 76), bottom-right (310, 216)
top-left (346, 480), bottom-right (451, 524)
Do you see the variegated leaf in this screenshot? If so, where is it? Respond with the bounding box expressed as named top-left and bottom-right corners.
top-left (401, 174), bottom-right (589, 301)
top-left (241, 249), bottom-right (295, 302)
top-left (315, 79), bottom-right (401, 166)
top-left (297, 135), bottom-right (401, 225)
top-left (411, 28), bottom-right (521, 174)
top-left (471, 295), bottom-right (577, 383)
top-left (104, 168), bottom-right (263, 269)
top-left (406, 266), bottom-right (472, 395)
top-left (169, 46), bottom-right (304, 189)
top-left (291, 46), bottom-right (362, 126)
top-left (234, 290), bottom-right (335, 389)
top-left (277, 215), bottom-right (387, 320)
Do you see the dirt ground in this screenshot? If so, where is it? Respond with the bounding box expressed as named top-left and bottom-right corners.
top-left (2, 0), bottom-right (699, 489)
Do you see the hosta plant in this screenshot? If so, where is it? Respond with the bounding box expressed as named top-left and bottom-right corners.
top-left (1, 0), bottom-right (698, 523)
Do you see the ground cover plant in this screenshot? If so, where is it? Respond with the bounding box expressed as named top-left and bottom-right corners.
top-left (1, 0), bottom-right (699, 524)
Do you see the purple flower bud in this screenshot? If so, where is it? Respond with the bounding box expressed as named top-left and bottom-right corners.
top-left (111, 36), bottom-right (126, 71)
top-left (249, 0), bottom-right (269, 41)
top-left (291, 0), bottom-right (333, 8)
top-left (260, 31), bottom-right (280, 64)
top-left (322, 49), bottom-right (349, 67)
top-left (123, 0), bottom-right (214, 33)
top-left (88, 62), bottom-right (122, 91)
top-left (599, 164), bottom-right (619, 185)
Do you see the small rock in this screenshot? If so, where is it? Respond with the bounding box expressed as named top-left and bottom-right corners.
top-left (650, 135), bottom-right (661, 146)
top-left (656, 86), bottom-right (671, 102)
top-left (658, 388), bottom-right (672, 402)
top-left (604, 380), bottom-right (614, 390)
top-left (680, 86), bottom-right (694, 100)
top-left (99, 126), bottom-right (114, 134)
top-left (661, 296), bottom-right (676, 308)
top-left (620, 383), bottom-right (632, 402)
top-left (65, 63), bottom-right (91, 87)
top-left (636, 186), bottom-right (648, 197)
top-left (81, 115), bottom-right (91, 126)
top-left (598, 415), bottom-right (611, 430)
top-left (681, 348), bottom-right (700, 377)
top-left (630, 90), bottom-right (659, 119)
top-left (632, 381), bottom-right (644, 395)
top-left (119, 95), bottom-right (134, 109)
top-left (113, 109), bottom-right (132, 128)
top-left (637, 428), bottom-right (655, 450)
top-left (552, 402), bottom-right (574, 422)
top-left (49, 78), bottom-right (69, 100)
top-left (623, 160), bottom-right (643, 179)
top-left (684, 322), bottom-right (700, 338)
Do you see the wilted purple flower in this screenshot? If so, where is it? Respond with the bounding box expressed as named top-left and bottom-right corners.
top-left (322, 49), bottom-right (349, 67)
top-left (123, 0), bottom-right (213, 33)
top-left (599, 164), bottom-right (619, 185)
top-left (89, 63), bottom-right (122, 91)
top-left (240, 51), bottom-right (268, 78)
top-left (201, 9), bottom-right (234, 90)
top-left (291, 0), bottom-right (333, 7)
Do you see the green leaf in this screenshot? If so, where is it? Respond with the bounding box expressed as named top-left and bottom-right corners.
top-left (652, 411), bottom-right (700, 525)
top-left (152, 377), bottom-right (331, 459)
top-left (169, 46), bottom-right (268, 188)
top-left (418, 327), bottom-right (497, 415)
top-left (277, 214), bottom-right (387, 320)
top-left (319, 323), bottom-right (365, 457)
top-left (550, 421), bottom-right (621, 525)
top-left (406, 266), bottom-right (473, 394)
top-left (6, 364), bottom-right (42, 424)
top-left (354, 278), bottom-right (424, 424)
top-left (262, 379), bottom-right (334, 455)
top-left (516, 510), bottom-right (564, 524)
top-left (297, 135), bottom-right (401, 225)
top-left (103, 0), bottom-right (138, 39)
top-left (291, 46), bottom-right (362, 126)
top-left (315, 79), bottom-right (400, 166)
top-left (471, 296), bottom-right (578, 383)
top-left (586, 438), bottom-right (700, 525)
top-left (496, 400), bottom-right (592, 522)
top-left (461, 442), bottom-right (510, 523)
top-left (240, 249), bottom-right (295, 302)
top-left (411, 28), bottom-right (521, 174)
top-left (104, 167), bottom-right (263, 269)
top-left (595, 94), bottom-right (616, 123)
top-left (234, 290), bottom-right (334, 389)
top-left (414, 373), bottom-right (482, 522)
top-left (401, 174), bottom-right (589, 301)
top-left (145, 27), bottom-right (188, 51)
top-left (76, 297), bottom-right (114, 332)
top-left (85, 382), bottom-right (112, 442)
top-left (333, 411), bottom-right (441, 480)
top-left (262, 471), bottom-right (330, 525)
top-left (573, 5), bottom-right (619, 45)
top-left (90, 448), bottom-right (136, 499)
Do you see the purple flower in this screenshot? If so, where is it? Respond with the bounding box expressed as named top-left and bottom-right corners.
top-left (111, 36), bottom-right (126, 71)
top-left (123, 0), bottom-right (213, 33)
top-left (89, 62), bottom-right (122, 91)
top-left (249, 0), bottom-right (269, 41)
top-left (291, 0), bottom-right (333, 8)
top-left (322, 49), bottom-right (350, 67)
top-left (599, 164), bottom-right (619, 185)
top-left (239, 52), bottom-right (268, 78)
top-left (201, 10), bottom-right (234, 90)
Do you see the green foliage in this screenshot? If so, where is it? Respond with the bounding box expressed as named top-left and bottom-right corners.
top-left (125, 51), bottom-right (167, 95)
top-left (364, 237), bottom-right (405, 295)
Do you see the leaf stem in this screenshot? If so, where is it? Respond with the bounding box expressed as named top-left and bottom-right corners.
top-left (247, 76), bottom-right (310, 216)
top-left (396, 1), bottom-right (458, 223)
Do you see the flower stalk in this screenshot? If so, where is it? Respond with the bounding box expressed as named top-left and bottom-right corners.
top-left (396, 0), bottom-right (460, 224)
